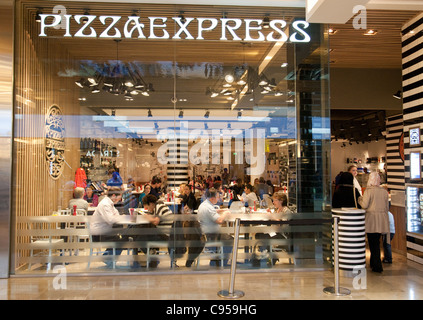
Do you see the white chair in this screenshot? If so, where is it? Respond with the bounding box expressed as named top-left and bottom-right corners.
top-left (86, 222), bottom-right (117, 270)
top-left (71, 209), bottom-right (89, 256)
top-left (196, 237), bottom-right (224, 269)
top-left (28, 221), bottom-right (65, 271)
top-left (86, 223), bottom-right (132, 269)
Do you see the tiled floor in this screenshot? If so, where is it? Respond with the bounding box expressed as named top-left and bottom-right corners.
top-left (1, 252), bottom-right (422, 300)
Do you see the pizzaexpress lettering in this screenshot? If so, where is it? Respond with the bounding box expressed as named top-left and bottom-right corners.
top-left (39, 14), bottom-right (311, 42)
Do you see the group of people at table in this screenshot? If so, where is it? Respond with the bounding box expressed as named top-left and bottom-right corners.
top-left (66, 173), bottom-right (291, 269)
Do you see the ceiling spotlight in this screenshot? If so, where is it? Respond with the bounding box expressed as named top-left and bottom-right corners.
top-left (148, 109), bottom-right (152, 117)
top-left (178, 110), bottom-right (184, 118)
top-left (364, 29), bottom-right (377, 36)
top-left (204, 111), bottom-right (210, 118)
top-left (75, 78), bottom-right (86, 88)
top-left (81, 9), bottom-right (90, 24)
top-left (237, 111), bottom-right (242, 119)
top-left (328, 28), bottom-right (337, 35)
top-left (262, 15), bottom-right (270, 29)
top-left (35, 9), bottom-right (43, 23)
top-left (281, 62), bottom-right (288, 68)
top-left (130, 10), bottom-right (138, 25)
top-left (393, 90), bottom-right (402, 99)
top-left (179, 11), bottom-right (186, 24)
top-left (225, 74), bottom-right (234, 83)
top-left (258, 75), bottom-right (268, 86)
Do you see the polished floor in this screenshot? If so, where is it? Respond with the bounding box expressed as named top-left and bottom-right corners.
top-left (1, 252), bottom-right (422, 300)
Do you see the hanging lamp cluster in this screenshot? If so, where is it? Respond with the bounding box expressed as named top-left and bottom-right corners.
top-left (75, 40), bottom-right (154, 101)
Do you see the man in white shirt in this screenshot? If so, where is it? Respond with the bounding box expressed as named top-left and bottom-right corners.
top-left (68, 187), bottom-right (89, 213)
top-left (91, 187), bottom-right (126, 266)
top-left (198, 187), bottom-right (232, 266)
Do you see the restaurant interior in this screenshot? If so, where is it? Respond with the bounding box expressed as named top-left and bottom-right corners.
top-left (12, 1), bottom-right (331, 274)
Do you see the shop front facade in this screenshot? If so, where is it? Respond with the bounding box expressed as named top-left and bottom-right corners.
top-left (3, 0), bottom-right (331, 276)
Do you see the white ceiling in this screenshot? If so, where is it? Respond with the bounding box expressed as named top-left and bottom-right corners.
top-left (307, 0), bottom-right (423, 23)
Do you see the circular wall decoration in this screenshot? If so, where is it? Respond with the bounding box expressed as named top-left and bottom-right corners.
top-left (45, 105), bottom-right (66, 180)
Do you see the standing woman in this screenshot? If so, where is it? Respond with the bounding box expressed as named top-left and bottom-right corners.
top-left (358, 172), bottom-right (390, 273)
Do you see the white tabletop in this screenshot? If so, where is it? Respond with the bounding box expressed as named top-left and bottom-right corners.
top-left (117, 214), bottom-right (149, 225)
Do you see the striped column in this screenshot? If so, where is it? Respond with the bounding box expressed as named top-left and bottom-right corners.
top-left (331, 209), bottom-right (366, 276)
top-left (402, 12), bottom-right (423, 185)
top-left (402, 12), bottom-right (423, 264)
top-left (386, 114), bottom-right (405, 192)
top-left (166, 138), bottom-right (188, 189)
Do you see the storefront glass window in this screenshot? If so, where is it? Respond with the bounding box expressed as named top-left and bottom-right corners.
top-left (12, 1), bottom-right (330, 275)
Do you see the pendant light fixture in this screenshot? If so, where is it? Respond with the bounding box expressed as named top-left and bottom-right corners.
top-left (75, 39), bottom-right (154, 100)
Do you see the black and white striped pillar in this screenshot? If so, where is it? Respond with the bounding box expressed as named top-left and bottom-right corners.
top-left (331, 209), bottom-right (366, 276)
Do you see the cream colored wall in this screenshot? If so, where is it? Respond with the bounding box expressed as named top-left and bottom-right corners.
top-left (330, 139), bottom-right (387, 184)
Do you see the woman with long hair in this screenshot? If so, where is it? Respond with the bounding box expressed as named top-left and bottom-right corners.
top-left (332, 172), bottom-right (362, 209)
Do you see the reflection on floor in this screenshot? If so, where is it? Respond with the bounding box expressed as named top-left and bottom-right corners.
top-left (3, 252), bottom-right (423, 300)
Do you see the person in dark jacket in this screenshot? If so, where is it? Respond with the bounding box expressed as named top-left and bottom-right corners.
top-left (332, 172), bottom-right (361, 209)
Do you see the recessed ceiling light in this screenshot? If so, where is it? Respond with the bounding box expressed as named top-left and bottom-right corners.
top-left (224, 74), bottom-right (234, 83)
top-left (364, 29), bottom-right (377, 36)
top-left (281, 62), bottom-right (288, 68)
top-left (328, 28), bottom-right (337, 35)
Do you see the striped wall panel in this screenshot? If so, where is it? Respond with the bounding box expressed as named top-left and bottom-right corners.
top-left (386, 114), bottom-right (405, 191)
top-left (166, 139), bottom-right (188, 189)
top-left (402, 11), bottom-right (423, 264)
top-left (402, 12), bottom-right (423, 185)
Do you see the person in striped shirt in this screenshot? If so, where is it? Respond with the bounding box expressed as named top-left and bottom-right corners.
top-left (134, 194), bottom-right (174, 268)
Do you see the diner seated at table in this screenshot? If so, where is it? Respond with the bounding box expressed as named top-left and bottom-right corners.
top-left (239, 184), bottom-right (259, 208)
top-left (138, 184), bottom-right (151, 208)
top-left (69, 187), bottom-right (89, 213)
top-left (90, 187), bottom-right (129, 268)
top-left (255, 177), bottom-right (269, 200)
top-left (228, 178), bottom-right (244, 208)
top-left (84, 186), bottom-right (99, 207)
top-left (106, 170), bottom-right (123, 188)
top-left (197, 187), bottom-right (232, 267)
top-left (255, 192), bottom-right (292, 265)
top-left (201, 182), bottom-right (224, 206)
top-left (134, 194), bottom-right (174, 268)
top-left (181, 184), bottom-right (198, 213)
top-left (150, 176), bottom-right (163, 198)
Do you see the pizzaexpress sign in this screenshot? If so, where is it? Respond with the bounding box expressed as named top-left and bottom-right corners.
top-left (39, 14), bottom-right (311, 42)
